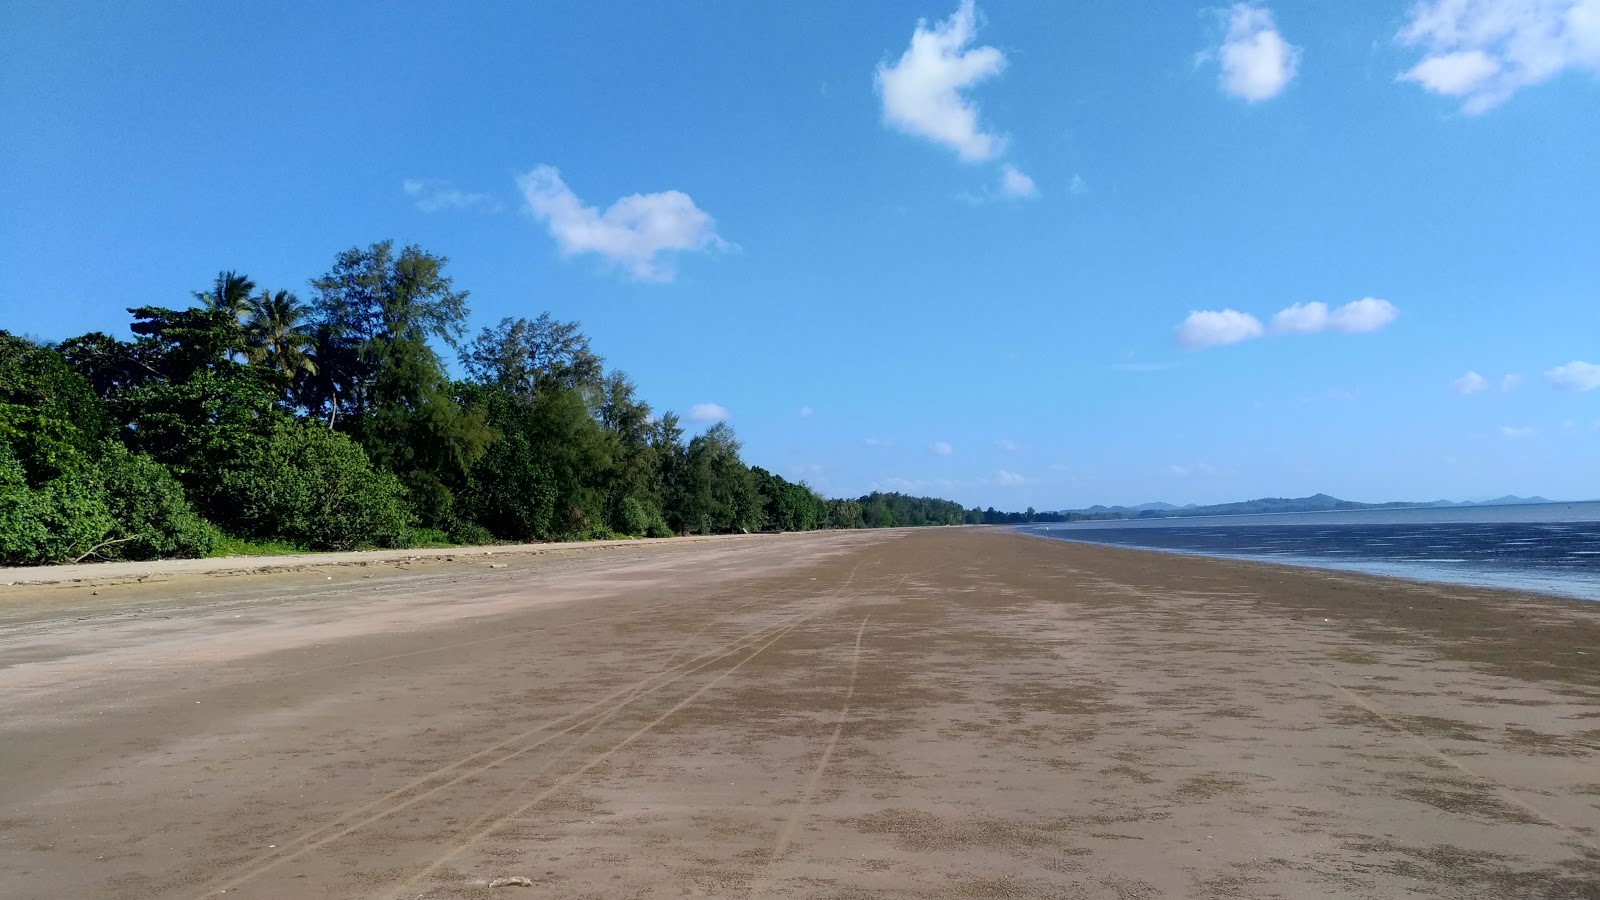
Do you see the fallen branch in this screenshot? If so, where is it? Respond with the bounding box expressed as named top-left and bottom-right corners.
top-left (72, 536), bottom-right (142, 564)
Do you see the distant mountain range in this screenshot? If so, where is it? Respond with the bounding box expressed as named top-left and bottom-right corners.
top-left (1056, 493), bottom-right (1558, 519)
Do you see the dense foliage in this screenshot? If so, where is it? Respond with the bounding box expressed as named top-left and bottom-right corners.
top-left (1, 242), bottom-right (1018, 565)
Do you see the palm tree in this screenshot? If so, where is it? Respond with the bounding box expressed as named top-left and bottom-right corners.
top-left (244, 289), bottom-right (318, 382)
top-left (193, 270), bottom-right (256, 324)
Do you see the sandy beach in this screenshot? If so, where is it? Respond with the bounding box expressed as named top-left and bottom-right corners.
top-left (0, 527), bottom-right (1596, 899)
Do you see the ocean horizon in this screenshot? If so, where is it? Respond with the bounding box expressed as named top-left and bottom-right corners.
top-left (1020, 501), bottom-right (1600, 602)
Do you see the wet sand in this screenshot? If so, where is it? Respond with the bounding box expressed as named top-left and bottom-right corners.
top-left (0, 528), bottom-right (1596, 899)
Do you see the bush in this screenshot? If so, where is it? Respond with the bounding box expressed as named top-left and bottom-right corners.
top-left (0, 439), bottom-right (220, 565)
top-left (446, 520), bottom-right (495, 547)
top-left (616, 496), bottom-right (672, 538)
top-left (97, 446), bottom-right (220, 560)
top-left (583, 524), bottom-right (622, 541)
top-left (0, 459), bottom-right (115, 565)
top-left (209, 535), bottom-right (305, 558)
top-left (218, 422), bottom-right (412, 551)
top-left (402, 527), bottom-right (455, 548)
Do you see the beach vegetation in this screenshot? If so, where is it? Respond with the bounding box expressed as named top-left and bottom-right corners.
top-left (0, 241), bottom-right (1001, 565)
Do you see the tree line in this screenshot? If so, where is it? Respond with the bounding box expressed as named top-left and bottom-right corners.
top-left (1, 241), bottom-right (1013, 565)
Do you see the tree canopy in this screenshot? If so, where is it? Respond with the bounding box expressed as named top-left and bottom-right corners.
top-left (1, 240), bottom-right (1032, 566)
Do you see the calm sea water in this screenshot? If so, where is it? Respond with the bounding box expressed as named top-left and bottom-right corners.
top-left (1019, 502), bottom-right (1600, 601)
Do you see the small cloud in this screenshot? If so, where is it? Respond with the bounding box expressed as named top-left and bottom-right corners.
top-left (998, 164), bottom-right (1038, 198)
top-left (1501, 373), bottom-right (1525, 393)
top-left (1500, 425), bottom-right (1537, 438)
top-left (1216, 4), bottom-right (1302, 102)
top-left (517, 165), bottom-right (728, 282)
top-left (876, 0), bottom-right (1008, 162)
top-left (929, 441), bottom-right (954, 457)
top-left (1269, 298), bottom-right (1398, 335)
top-left (1068, 174), bottom-right (1089, 196)
top-left (1450, 371), bottom-right (1489, 395)
top-left (862, 437), bottom-right (891, 447)
top-left (687, 402), bottom-right (729, 423)
top-left (1546, 361), bottom-right (1600, 392)
top-left (1327, 388), bottom-right (1357, 402)
top-left (1397, 0), bottom-right (1600, 113)
top-left (995, 439), bottom-right (1027, 452)
top-left (1176, 309), bottom-right (1265, 349)
top-left (1328, 297), bottom-right (1398, 333)
top-left (994, 469), bottom-right (1026, 486)
top-left (1167, 462), bottom-right (1222, 478)
top-left (1048, 462), bottom-right (1073, 472)
top-left (798, 406), bottom-right (815, 417)
top-left (403, 179), bottom-right (503, 213)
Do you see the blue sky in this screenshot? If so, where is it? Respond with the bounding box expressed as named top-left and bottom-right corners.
top-left (3, 1), bottom-right (1598, 508)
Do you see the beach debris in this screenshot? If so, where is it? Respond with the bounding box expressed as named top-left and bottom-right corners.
top-left (489, 563), bottom-right (508, 569)
top-left (489, 876), bottom-right (534, 887)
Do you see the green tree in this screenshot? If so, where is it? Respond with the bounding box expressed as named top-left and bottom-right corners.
top-left (244, 289), bottom-right (318, 384)
top-left (309, 242), bottom-right (492, 525)
top-left (192, 270), bottom-right (256, 350)
top-left (461, 313), bottom-right (603, 398)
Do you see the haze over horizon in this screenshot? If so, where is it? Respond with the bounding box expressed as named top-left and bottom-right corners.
top-left (4, 0), bottom-right (1596, 510)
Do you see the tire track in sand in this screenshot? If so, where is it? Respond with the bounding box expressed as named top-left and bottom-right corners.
top-left (193, 557), bottom-right (884, 898)
top-left (376, 555), bottom-right (881, 900)
top-left (747, 612), bottom-right (875, 899)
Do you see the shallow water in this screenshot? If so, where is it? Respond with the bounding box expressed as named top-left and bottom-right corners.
top-left (1020, 502), bottom-right (1600, 601)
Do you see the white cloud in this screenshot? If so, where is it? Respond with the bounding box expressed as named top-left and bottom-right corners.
top-left (1398, 0), bottom-right (1600, 113)
top-left (1176, 309), bottom-right (1265, 349)
top-left (1500, 425), bottom-right (1538, 438)
top-left (994, 469), bottom-right (1026, 486)
top-left (1327, 388), bottom-right (1357, 402)
top-left (687, 402), bottom-right (729, 423)
top-left (863, 437), bottom-right (891, 447)
top-left (995, 439), bottom-right (1027, 451)
top-left (403, 179), bottom-right (502, 213)
top-left (1269, 301), bottom-right (1330, 334)
top-left (877, 0), bottom-right (1008, 162)
top-left (1451, 370), bottom-right (1490, 394)
top-left (1502, 373), bottom-right (1526, 392)
top-left (517, 165), bottom-right (728, 282)
top-left (1269, 298), bottom-right (1398, 335)
top-left (1547, 360), bottom-right (1600, 391)
top-left (1328, 297), bottom-right (1399, 332)
top-left (798, 406), bottom-right (814, 417)
top-left (1069, 174), bottom-right (1089, 196)
top-left (1217, 4), bottom-right (1302, 101)
top-left (930, 441), bottom-right (954, 456)
top-left (998, 164), bottom-right (1038, 198)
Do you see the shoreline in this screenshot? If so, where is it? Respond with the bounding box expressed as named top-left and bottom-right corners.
top-left (1023, 529), bottom-right (1600, 603)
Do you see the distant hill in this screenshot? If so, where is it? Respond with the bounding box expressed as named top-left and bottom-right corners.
top-left (1054, 493), bottom-right (1561, 520)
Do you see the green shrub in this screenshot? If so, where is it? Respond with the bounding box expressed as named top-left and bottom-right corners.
top-left (218, 422), bottom-right (412, 551)
top-left (97, 446), bottom-right (220, 560)
top-left (446, 520), bottom-right (495, 547)
top-left (209, 535), bottom-right (305, 557)
top-left (0, 443), bottom-right (116, 565)
top-left (583, 524), bottom-right (621, 541)
top-left (402, 527), bottom-right (456, 548)
top-left (616, 495), bottom-right (673, 538)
